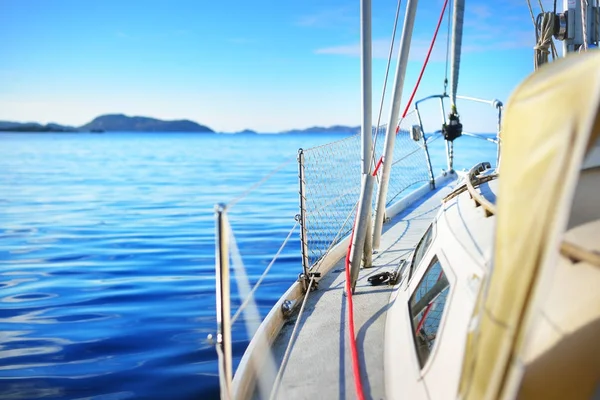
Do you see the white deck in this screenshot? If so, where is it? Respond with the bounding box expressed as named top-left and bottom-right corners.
top-left (270, 181), bottom-right (457, 400)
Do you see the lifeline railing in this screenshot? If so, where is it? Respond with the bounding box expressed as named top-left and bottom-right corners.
top-left (211, 153), bottom-right (300, 400)
top-left (299, 122), bottom-right (434, 269)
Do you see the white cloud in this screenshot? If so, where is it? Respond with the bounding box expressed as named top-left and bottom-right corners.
top-left (296, 6), bottom-right (356, 28)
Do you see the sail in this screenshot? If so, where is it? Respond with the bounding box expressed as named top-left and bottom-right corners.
top-left (458, 52), bottom-right (600, 399)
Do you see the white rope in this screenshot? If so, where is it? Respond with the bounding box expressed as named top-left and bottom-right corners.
top-left (596, 0), bottom-right (600, 47)
top-left (597, 0), bottom-right (599, 46)
top-left (534, 12), bottom-right (555, 69)
top-left (268, 276), bottom-right (316, 400)
top-left (581, 0), bottom-right (589, 51)
top-left (231, 221), bottom-right (299, 325)
top-left (530, 0), bottom-right (558, 60)
top-left (526, 0), bottom-right (537, 27)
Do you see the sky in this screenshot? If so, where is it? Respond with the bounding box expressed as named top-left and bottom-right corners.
top-left (0, 0), bottom-right (558, 133)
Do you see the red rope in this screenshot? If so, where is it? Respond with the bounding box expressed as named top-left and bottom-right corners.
top-left (372, 157), bottom-right (384, 177)
top-left (401, 0), bottom-right (449, 119)
top-left (372, 0), bottom-right (449, 176)
top-left (345, 216), bottom-right (365, 400)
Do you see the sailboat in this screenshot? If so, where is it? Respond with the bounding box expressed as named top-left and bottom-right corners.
top-left (212, 0), bottom-right (600, 399)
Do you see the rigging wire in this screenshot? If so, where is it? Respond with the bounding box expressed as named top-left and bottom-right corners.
top-left (372, 0), bottom-right (449, 177)
top-left (444, 0), bottom-right (452, 95)
top-left (371, 0), bottom-right (403, 179)
top-left (526, 0), bottom-right (537, 27)
top-left (226, 155), bottom-right (296, 209)
top-left (230, 221), bottom-right (299, 325)
top-left (229, 218), bottom-right (280, 399)
top-left (581, 0), bottom-right (589, 51)
top-left (400, 0), bottom-right (449, 120)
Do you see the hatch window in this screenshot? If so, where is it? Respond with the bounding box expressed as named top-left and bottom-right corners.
top-left (409, 257), bottom-right (450, 368)
top-left (408, 224), bottom-right (434, 281)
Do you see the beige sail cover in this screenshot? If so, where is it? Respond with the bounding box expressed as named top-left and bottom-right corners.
top-left (458, 52), bottom-right (600, 399)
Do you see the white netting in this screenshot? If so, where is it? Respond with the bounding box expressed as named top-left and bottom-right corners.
top-left (301, 120), bottom-right (432, 267)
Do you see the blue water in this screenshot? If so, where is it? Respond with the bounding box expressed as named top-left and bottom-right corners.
top-left (0, 132), bottom-right (496, 399)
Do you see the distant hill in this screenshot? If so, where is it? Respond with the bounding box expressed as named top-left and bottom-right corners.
top-left (281, 125), bottom-right (360, 135)
top-left (235, 129), bottom-right (258, 134)
top-left (0, 114), bottom-right (214, 133)
top-left (79, 114), bottom-right (214, 133)
top-left (0, 121), bottom-right (76, 132)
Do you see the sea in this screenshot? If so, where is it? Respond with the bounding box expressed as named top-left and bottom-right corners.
top-left (0, 132), bottom-right (497, 399)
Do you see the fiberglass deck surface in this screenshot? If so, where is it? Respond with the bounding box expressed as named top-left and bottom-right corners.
top-left (271, 181), bottom-right (456, 400)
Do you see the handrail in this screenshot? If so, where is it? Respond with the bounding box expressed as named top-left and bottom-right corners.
top-left (465, 162), bottom-right (496, 217)
top-left (462, 131), bottom-right (499, 144)
top-left (560, 241), bottom-right (600, 267)
top-left (442, 173), bottom-right (497, 203)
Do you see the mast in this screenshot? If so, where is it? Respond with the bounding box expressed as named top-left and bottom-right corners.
top-left (372, 0), bottom-right (420, 250)
top-left (449, 0), bottom-right (465, 110)
top-left (349, 0), bottom-right (375, 289)
top-left (442, 0), bottom-right (466, 172)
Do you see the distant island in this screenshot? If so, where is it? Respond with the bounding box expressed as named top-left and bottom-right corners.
top-left (80, 114), bottom-right (214, 133)
top-left (0, 121), bottom-right (78, 132)
top-left (0, 115), bottom-right (359, 135)
top-left (0, 114), bottom-right (214, 133)
top-left (281, 125), bottom-right (360, 135)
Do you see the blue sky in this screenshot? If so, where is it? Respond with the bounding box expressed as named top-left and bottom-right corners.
top-left (0, 0), bottom-right (556, 132)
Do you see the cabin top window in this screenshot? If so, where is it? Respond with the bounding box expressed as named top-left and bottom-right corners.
top-left (408, 223), bottom-right (434, 281)
top-left (409, 257), bottom-right (450, 369)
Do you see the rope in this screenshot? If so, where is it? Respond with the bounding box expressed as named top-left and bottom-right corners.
top-left (345, 214), bottom-right (365, 400)
top-left (372, 0), bottom-right (448, 177)
top-left (534, 12), bottom-right (555, 69)
top-left (226, 155), bottom-right (296, 209)
top-left (444, 0), bottom-right (452, 95)
top-left (269, 276), bottom-right (315, 400)
top-left (231, 221), bottom-right (299, 325)
top-left (597, 0), bottom-right (600, 47)
top-left (581, 0), bottom-right (589, 51)
top-left (537, 0), bottom-right (558, 58)
top-left (401, 0), bottom-right (449, 120)
top-left (526, 0), bottom-right (537, 27)
top-left (371, 0), bottom-right (403, 180)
